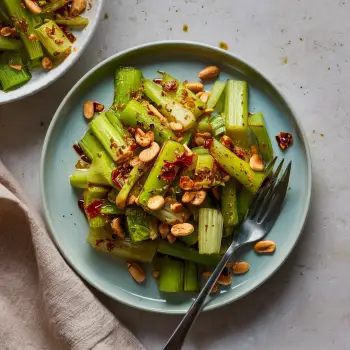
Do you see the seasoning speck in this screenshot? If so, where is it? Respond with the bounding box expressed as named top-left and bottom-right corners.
top-left (299, 37), bottom-right (303, 41)
top-left (104, 13), bottom-right (109, 20)
top-left (320, 133), bottom-right (324, 137)
top-left (219, 41), bottom-right (228, 50)
top-left (282, 57), bottom-right (288, 65)
top-left (328, 66), bottom-right (331, 70)
top-left (183, 24), bottom-right (188, 32)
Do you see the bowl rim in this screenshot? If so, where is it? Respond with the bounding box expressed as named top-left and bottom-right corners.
top-left (0, 0), bottom-right (104, 106)
top-left (40, 40), bottom-right (312, 314)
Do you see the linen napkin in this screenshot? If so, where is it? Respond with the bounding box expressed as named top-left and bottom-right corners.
top-left (0, 160), bottom-right (145, 350)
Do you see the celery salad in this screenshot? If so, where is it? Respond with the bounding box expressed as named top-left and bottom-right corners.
top-left (71, 65), bottom-right (290, 294)
top-left (0, 0), bottom-right (90, 92)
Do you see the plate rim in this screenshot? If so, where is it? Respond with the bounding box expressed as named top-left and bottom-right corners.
top-left (40, 40), bottom-right (312, 314)
top-left (0, 0), bottom-right (104, 106)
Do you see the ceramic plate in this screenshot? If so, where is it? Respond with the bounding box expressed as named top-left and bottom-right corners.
top-left (0, 0), bottom-right (104, 105)
top-left (41, 41), bottom-right (311, 314)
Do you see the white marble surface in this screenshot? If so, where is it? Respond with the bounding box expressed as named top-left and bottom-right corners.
top-left (0, 0), bottom-right (349, 349)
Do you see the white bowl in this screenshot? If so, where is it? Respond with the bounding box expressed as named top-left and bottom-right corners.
top-left (0, 0), bottom-right (104, 105)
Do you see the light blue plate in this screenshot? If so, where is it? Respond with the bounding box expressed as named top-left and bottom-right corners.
top-left (41, 41), bottom-right (312, 314)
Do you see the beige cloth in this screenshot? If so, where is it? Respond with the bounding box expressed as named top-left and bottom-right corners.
top-left (0, 161), bottom-right (145, 350)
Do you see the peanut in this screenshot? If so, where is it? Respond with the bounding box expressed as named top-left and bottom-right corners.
top-left (203, 108), bottom-right (215, 115)
top-left (126, 195), bottom-right (137, 206)
top-left (42, 57), bottom-right (53, 70)
top-left (24, 0), bottom-right (42, 14)
top-left (198, 66), bottom-right (220, 80)
top-left (71, 0), bottom-right (87, 17)
top-left (181, 191), bottom-right (196, 203)
top-left (9, 64), bottom-right (22, 71)
top-left (249, 154), bottom-right (264, 172)
top-left (147, 195), bottom-right (165, 210)
top-left (203, 272), bottom-right (232, 286)
top-left (111, 218), bottom-right (125, 238)
top-left (171, 223), bottom-right (194, 236)
top-left (127, 262), bottom-right (146, 283)
top-left (130, 156), bottom-right (142, 168)
top-left (179, 176), bottom-right (195, 191)
top-left (0, 27), bottom-right (12, 37)
top-left (83, 100), bottom-right (95, 119)
top-left (199, 91), bottom-right (211, 103)
top-left (250, 144), bottom-right (259, 155)
top-left (135, 128), bottom-right (154, 147)
top-left (232, 262), bottom-right (250, 275)
top-left (185, 82), bottom-right (204, 93)
top-left (191, 190), bottom-right (207, 206)
top-left (147, 104), bottom-right (168, 125)
top-left (169, 122), bottom-right (184, 132)
top-left (170, 202), bottom-right (183, 213)
top-left (139, 142), bottom-right (160, 163)
top-left (254, 240), bottom-right (276, 254)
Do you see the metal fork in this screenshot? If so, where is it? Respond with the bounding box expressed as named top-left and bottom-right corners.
top-left (163, 158), bottom-right (292, 350)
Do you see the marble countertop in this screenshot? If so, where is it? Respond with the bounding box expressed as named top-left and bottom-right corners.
top-left (1, 0), bottom-right (349, 349)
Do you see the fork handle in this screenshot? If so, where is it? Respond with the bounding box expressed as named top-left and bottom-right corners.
top-left (162, 241), bottom-right (241, 350)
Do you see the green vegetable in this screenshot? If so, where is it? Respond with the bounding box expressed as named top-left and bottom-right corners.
top-left (224, 80), bottom-right (249, 148)
top-left (248, 112), bottom-right (274, 163)
top-left (42, 0), bottom-right (71, 12)
top-left (184, 261), bottom-right (199, 292)
top-left (207, 81), bottom-right (226, 110)
top-left (221, 178), bottom-right (239, 236)
top-left (157, 241), bottom-right (221, 266)
top-left (237, 184), bottom-right (254, 223)
top-left (55, 16), bottom-right (89, 26)
top-left (158, 258), bottom-right (184, 293)
top-left (138, 140), bottom-right (184, 207)
top-left (100, 203), bottom-right (124, 216)
top-left (78, 130), bottom-right (104, 161)
top-left (179, 221), bottom-right (198, 246)
top-left (210, 114), bottom-right (226, 137)
top-left (197, 116), bottom-right (212, 133)
top-left (70, 151), bottom-right (117, 188)
top-left (87, 227), bottom-right (158, 263)
top-left (195, 153), bottom-right (214, 188)
top-left (198, 208), bottom-right (224, 254)
top-left (0, 36), bottom-right (22, 51)
top-left (143, 79), bottom-right (197, 130)
top-left (83, 185), bottom-right (108, 228)
top-left (209, 139), bottom-right (265, 194)
top-left (119, 100), bottom-right (177, 144)
top-left (105, 108), bottom-right (129, 138)
top-left (36, 21), bottom-right (72, 58)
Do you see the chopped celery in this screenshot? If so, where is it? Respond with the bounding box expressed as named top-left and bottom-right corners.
top-left (89, 113), bottom-right (127, 163)
top-left (42, 0), bottom-right (71, 12)
top-left (237, 184), bottom-right (254, 223)
top-left (195, 153), bottom-right (214, 188)
top-left (55, 16), bottom-right (89, 26)
top-left (0, 53), bottom-right (31, 91)
top-left (83, 186), bottom-right (109, 228)
top-left (157, 241), bottom-right (221, 266)
top-left (151, 198), bottom-right (191, 225)
top-left (78, 130), bottom-right (104, 161)
top-left (184, 261), bottom-right (199, 292)
top-left (192, 147), bottom-right (209, 155)
top-left (181, 129), bottom-right (194, 145)
top-left (224, 80), bottom-right (249, 148)
top-left (161, 72), bottom-right (206, 118)
top-left (143, 79), bottom-right (197, 130)
top-left (179, 221), bottom-right (198, 246)
top-left (158, 258), bottom-right (184, 293)
top-left (221, 178), bottom-right (239, 237)
top-left (87, 227), bottom-right (158, 263)
top-left (36, 21), bottom-right (71, 58)
top-left (209, 139), bottom-right (265, 194)
top-left (248, 112), bottom-right (274, 163)
top-left (119, 100), bottom-right (177, 144)
top-left (198, 208), bottom-right (224, 254)
top-left (207, 81), bottom-right (226, 109)
top-left (105, 108), bottom-right (128, 139)
top-left (70, 151), bottom-right (117, 188)
top-left (197, 116), bottom-right (212, 133)
top-left (210, 114), bottom-right (226, 137)
top-left (138, 140), bottom-right (184, 208)
top-left (100, 203), bottom-right (124, 216)
top-left (114, 67), bottom-right (143, 106)
top-left (0, 37), bottom-right (22, 51)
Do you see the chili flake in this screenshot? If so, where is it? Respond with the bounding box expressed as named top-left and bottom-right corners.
top-left (276, 132), bottom-right (293, 150)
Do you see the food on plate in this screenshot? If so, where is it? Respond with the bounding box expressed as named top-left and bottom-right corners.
top-left (70, 65), bottom-right (288, 294)
top-left (0, 0), bottom-right (90, 92)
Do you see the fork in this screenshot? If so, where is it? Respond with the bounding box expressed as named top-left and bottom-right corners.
top-left (163, 158), bottom-right (292, 350)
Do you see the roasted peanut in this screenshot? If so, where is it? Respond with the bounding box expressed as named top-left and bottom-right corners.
top-left (28, 34), bottom-right (37, 41)
top-left (250, 144), bottom-right (259, 155)
top-left (170, 202), bottom-right (183, 213)
top-left (191, 190), bottom-right (207, 206)
top-left (249, 154), bottom-right (264, 172)
top-left (171, 223), bottom-right (194, 236)
top-left (42, 57), bottom-right (53, 70)
top-left (232, 262), bottom-right (250, 275)
top-left (167, 233), bottom-right (177, 244)
top-left (198, 66), bottom-right (220, 80)
top-left (196, 91), bottom-right (204, 98)
top-left (24, 0), bottom-right (42, 14)
top-left (203, 108), bottom-right (214, 115)
top-left (139, 142), bottom-right (160, 163)
top-left (111, 218), bottom-right (125, 238)
top-left (9, 64), bottom-right (22, 71)
top-left (127, 262), bottom-right (146, 283)
top-left (193, 135), bottom-right (205, 146)
top-left (71, 0), bottom-right (87, 17)
top-left (217, 274), bottom-right (232, 286)
top-left (254, 240), bottom-right (276, 254)
top-left (135, 128), bottom-right (154, 147)
top-left (199, 91), bottom-right (211, 103)
top-left (182, 191), bottom-right (196, 203)
top-left (185, 82), bottom-right (204, 93)
top-left (126, 195), bottom-right (137, 206)
top-left (130, 156), bottom-right (142, 167)
top-left (159, 223), bottom-right (170, 239)
top-left (0, 27), bottom-right (12, 37)
top-left (147, 195), bottom-right (165, 210)
top-left (83, 100), bottom-right (95, 119)
top-left (221, 135), bottom-right (234, 150)
top-left (147, 104), bottom-right (168, 125)
top-left (179, 176), bottom-right (195, 190)
top-left (169, 121), bottom-right (184, 132)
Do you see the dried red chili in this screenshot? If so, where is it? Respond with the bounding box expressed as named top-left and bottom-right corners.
top-left (204, 138), bottom-right (214, 149)
top-left (85, 199), bottom-right (104, 219)
top-left (276, 132), bottom-right (293, 150)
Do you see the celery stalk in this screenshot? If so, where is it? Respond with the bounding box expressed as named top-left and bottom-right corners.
top-left (100, 203), bottom-right (124, 216)
top-left (195, 153), bottom-right (214, 188)
top-left (55, 16), bottom-right (89, 26)
top-left (198, 208), bottom-right (224, 254)
top-left (184, 261), bottom-right (199, 292)
top-left (83, 186), bottom-right (109, 228)
top-left (158, 258), bottom-right (184, 293)
top-left (237, 184), bottom-right (254, 223)
top-left (221, 178), bottom-right (239, 237)
top-left (0, 37), bottom-right (22, 51)
top-left (78, 130), bottom-right (104, 161)
top-left (207, 81), bottom-right (226, 110)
